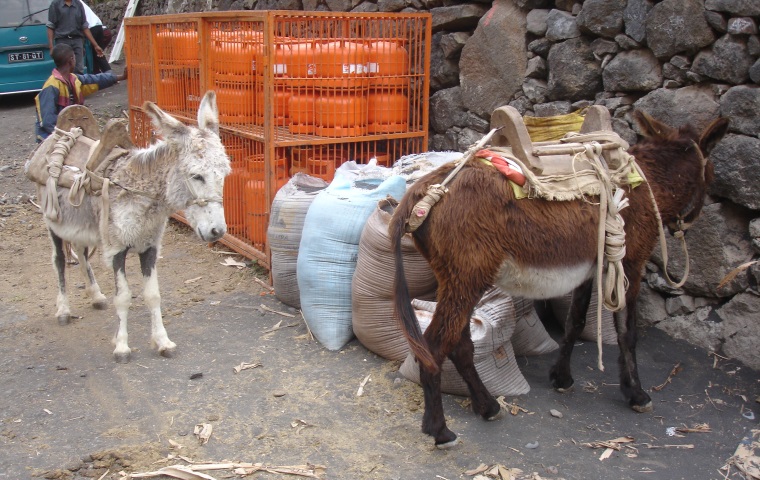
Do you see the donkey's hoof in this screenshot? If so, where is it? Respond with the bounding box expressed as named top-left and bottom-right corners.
top-left (159, 345), bottom-right (177, 358)
top-left (435, 437), bottom-right (461, 449)
top-left (555, 384), bottom-right (574, 394)
top-left (487, 407), bottom-right (506, 421)
top-left (113, 350), bottom-right (131, 364)
top-left (631, 401), bottom-right (653, 413)
top-left (92, 300), bottom-right (108, 310)
top-left (57, 314), bottom-right (71, 326)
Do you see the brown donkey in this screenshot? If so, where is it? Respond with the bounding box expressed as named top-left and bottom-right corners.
top-left (390, 110), bottom-right (729, 448)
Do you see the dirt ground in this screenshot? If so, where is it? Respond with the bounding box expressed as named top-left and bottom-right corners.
top-left (1, 63), bottom-right (758, 480)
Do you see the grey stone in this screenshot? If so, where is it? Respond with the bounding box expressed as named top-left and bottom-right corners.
top-left (671, 55), bottom-right (691, 69)
top-left (326, 0), bottom-right (354, 11)
top-left (429, 87), bottom-right (466, 133)
top-left (591, 38), bottom-right (619, 58)
top-left (633, 85), bottom-right (720, 132)
top-left (430, 32), bottom-right (460, 91)
top-left (709, 134), bottom-right (760, 210)
top-left (717, 293), bottom-right (760, 369)
top-left (705, 0), bottom-right (760, 16)
top-left (704, 11), bottom-right (728, 32)
top-left (603, 49), bottom-right (662, 91)
top-left (665, 295), bottom-right (696, 315)
top-left (522, 78), bottom-right (549, 104)
top-left (685, 71), bottom-right (705, 83)
top-left (663, 79), bottom-right (682, 89)
top-left (612, 116), bottom-right (637, 145)
top-left (545, 9), bottom-right (581, 41)
top-left (528, 38), bottom-right (552, 57)
top-left (650, 202), bottom-right (755, 297)
top-left (439, 32), bottom-right (470, 60)
top-left (750, 218), bottom-right (760, 252)
top-left (515, 0), bottom-right (552, 8)
top-left (526, 56), bottom-right (547, 79)
top-left (547, 37), bottom-right (602, 102)
top-left (749, 35), bottom-right (760, 56)
top-left (431, 4), bottom-right (490, 31)
top-left (351, 2), bottom-right (379, 11)
top-left (576, 0), bottom-right (625, 39)
top-left (692, 34), bottom-right (753, 85)
top-left (526, 9), bottom-right (550, 36)
top-left (663, 63), bottom-right (687, 83)
top-left (457, 127), bottom-right (484, 151)
top-left (508, 96), bottom-right (534, 115)
top-left (463, 112), bottom-right (491, 133)
top-left (656, 308), bottom-right (723, 353)
top-left (646, 0), bottom-right (716, 59)
top-left (614, 33), bottom-right (640, 50)
top-left (460, 0), bottom-right (527, 118)
top-left (429, 133), bottom-right (457, 152)
top-left (720, 86), bottom-right (760, 137)
top-left (751, 59), bottom-right (760, 84)
top-left (623, 0), bottom-right (654, 43)
top-left (635, 283), bottom-right (668, 327)
top-left (727, 17), bottom-right (758, 35)
top-left (533, 101), bottom-right (572, 116)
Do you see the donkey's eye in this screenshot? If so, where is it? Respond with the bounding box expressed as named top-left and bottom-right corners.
top-left (191, 174), bottom-right (205, 183)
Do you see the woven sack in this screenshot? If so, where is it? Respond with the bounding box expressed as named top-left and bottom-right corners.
top-left (268, 174), bottom-right (328, 308)
top-left (297, 174), bottom-right (406, 351)
top-left (510, 297), bottom-right (559, 356)
top-left (352, 199), bottom-right (437, 361)
top-left (524, 110), bottom-right (586, 142)
top-left (399, 288), bottom-right (530, 397)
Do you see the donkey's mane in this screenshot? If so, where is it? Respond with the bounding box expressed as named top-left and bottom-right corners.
top-left (124, 141), bottom-right (176, 176)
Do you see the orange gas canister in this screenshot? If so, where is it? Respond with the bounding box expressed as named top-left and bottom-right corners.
top-left (367, 89), bottom-right (408, 133)
top-left (314, 92), bottom-right (368, 137)
top-left (368, 40), bottom-right (409, 88)
top-left (314, 41), bottom-right (370, 91)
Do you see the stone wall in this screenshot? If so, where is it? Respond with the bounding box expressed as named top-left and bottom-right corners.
top-left (91, 0), bottom-right (760, 369)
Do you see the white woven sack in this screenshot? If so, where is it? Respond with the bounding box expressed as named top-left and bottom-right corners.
top-left (511, 297), bottom-right (559, 356)
top-left (268, 174), bottom-right (328, 308)
top-left (352, 200), bottom-right (437, 361)
top-left (297, 174), bottom-right (407, 351)
top-left (399, 288), bottom-right (530, 397)
top-left (549, 277), bottom-right (617, 345)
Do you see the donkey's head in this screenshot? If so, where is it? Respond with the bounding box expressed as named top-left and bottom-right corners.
top-left (632, 110), bottom-right (729, 235)
top-left (143, 91), bottom-right (231, 242)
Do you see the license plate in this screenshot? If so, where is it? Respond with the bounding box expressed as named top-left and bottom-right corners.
top-left (8, 51), bottom-right (44, 63)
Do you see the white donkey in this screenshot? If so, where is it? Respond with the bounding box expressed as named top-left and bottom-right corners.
top-left (34, 91), bottom-right (231, 363)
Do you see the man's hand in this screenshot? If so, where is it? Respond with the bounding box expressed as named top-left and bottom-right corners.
top-left (94, 45), bottom-right (104, 57)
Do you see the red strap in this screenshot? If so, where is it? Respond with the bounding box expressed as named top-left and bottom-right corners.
top-left (476, 149), bottom-right (526, 186)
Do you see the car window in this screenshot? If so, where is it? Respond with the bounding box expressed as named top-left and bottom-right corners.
top-left (1, 0), bottom-right (49, 28)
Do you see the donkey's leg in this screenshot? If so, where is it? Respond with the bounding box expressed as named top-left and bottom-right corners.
top-left (550, 279), bottom-right (593, 392)
top-left (74, 245), bottom-right (108, 310)
top-left (448, 326), bottom-right (502, 421)
top-left (139, 247), bottom-right (176, 357)
top-left (421, 289), bottom-right (488, 448)
top-left (111, 248), bottom-right (132, 363)
top-left (49, 230), bottom-right (71, 325)
top-left (615, 278), bottom-right (652, 412)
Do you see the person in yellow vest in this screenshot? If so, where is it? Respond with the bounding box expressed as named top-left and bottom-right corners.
top-left (34, 43), bottom-right (127, 142)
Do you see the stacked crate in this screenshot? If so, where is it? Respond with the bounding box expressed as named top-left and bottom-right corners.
top-left (124, 11), bottom-right (431, 268)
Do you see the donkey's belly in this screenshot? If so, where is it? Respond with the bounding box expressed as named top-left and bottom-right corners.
top-left (494, 259), bottom-right (594, 299)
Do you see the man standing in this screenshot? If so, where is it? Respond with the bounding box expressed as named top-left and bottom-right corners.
top-left (81, 1), bottom-right (112, 73)
top-left (47, 0), bottom-right (104, 75)
top-left (34, 44), bottom-right (126, 142)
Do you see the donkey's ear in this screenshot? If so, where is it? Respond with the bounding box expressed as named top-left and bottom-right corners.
top-left (632, 110), bottom-right (675, 139)
top-left (197, 91), bottom-right (220, 136)
top-left (142, 101), bottom-right (188, 139)
top-left (699, 117), bottom-right (730, 157)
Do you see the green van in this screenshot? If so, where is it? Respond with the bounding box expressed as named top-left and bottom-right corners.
top-left (0, 0), bottom-right (55, 95)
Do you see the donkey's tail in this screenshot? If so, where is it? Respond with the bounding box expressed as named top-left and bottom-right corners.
top-left (390, 204), bottom-right (439, 374)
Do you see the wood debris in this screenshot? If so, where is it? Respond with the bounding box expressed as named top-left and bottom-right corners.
top-left (233, 362), bottom-right (262, 374)
top-left (193, 423), bottom-right (213, 445)
top-left (356, 374), bottom-right (371, 397)
top-left (220, 257), bottom-right (246, 269)
top-left (263, 319), bottom-right (300, 333)
top-left (651, 362), bottom-right (683, 392)
top-left (254, 276), bottom-right (274, 292)
top-left (291, 419), bottom-right (315, 434)
top-left (583, 436), bottom-right (635, 461)
top-left (496, 396), bottom-right (531, 416)
top-left (129, 462), bottom-right (326, 479)
top-left (676, 423), bottom-right (711, 434)
top-left (465, 463), bottom-right (523, 480)
top-left (184, 276), bottom-right (203, 284)
top-left (261, 306), bottom-right (297, 318)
